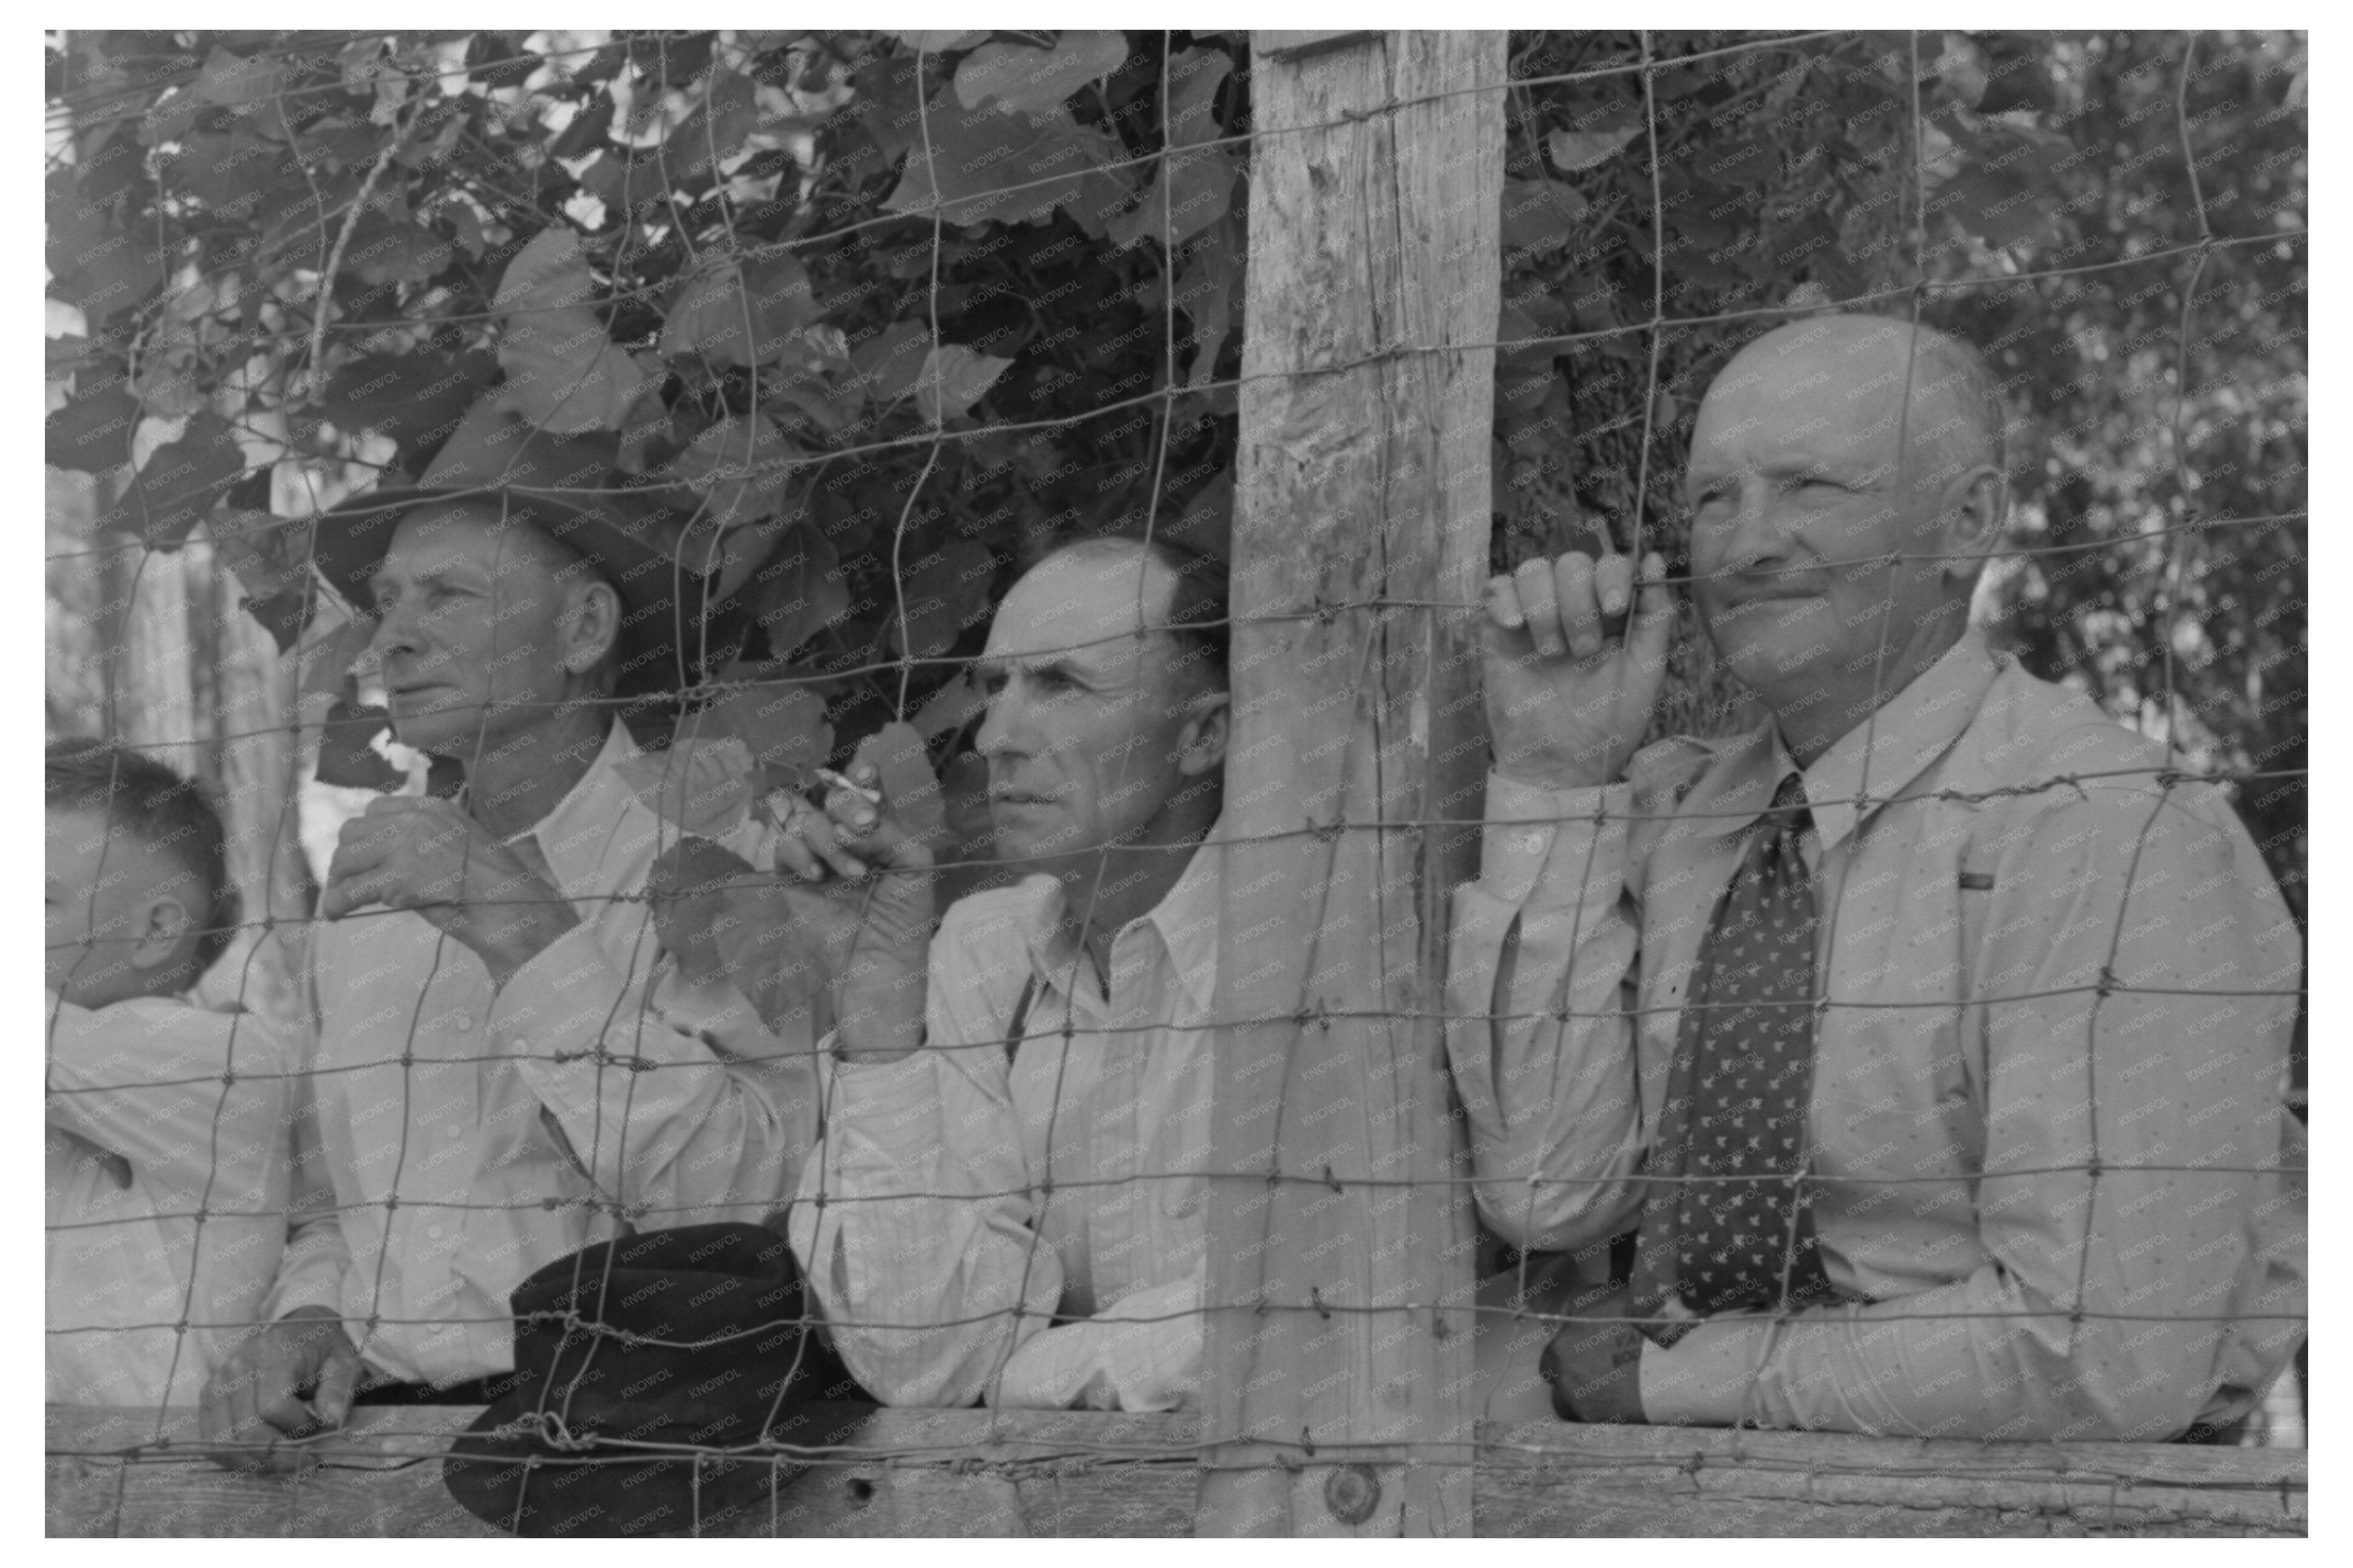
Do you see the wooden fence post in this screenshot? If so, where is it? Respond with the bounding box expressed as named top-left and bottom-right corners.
top-left (200, 526), bottom-right (312, 1027)
top-left (112, 530), bottom-right (198, 760)
top-left (46, 469), bottom-right (109, 737)
top-left (1197, 30), bottom-right (1504, 1538)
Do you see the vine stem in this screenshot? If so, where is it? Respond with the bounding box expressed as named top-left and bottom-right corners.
top-left (299, 101), bottom-right (411, 401)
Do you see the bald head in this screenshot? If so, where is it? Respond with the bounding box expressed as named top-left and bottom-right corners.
top-left (1708, 314), bottom-right (2006, 494)
top-left (1027, 533), bottom-right (1229, 697)
top-left (973, 534), bottom-right (1231, 879)
top-left (1681, 313), bottom-right (2011, 759)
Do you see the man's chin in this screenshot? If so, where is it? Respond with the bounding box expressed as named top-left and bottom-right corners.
top-left (384, 697), bottom-right (488, 756)
top-left (1707, 622), bottom-right (1844, 695)
top-left (987, 836), bottom-right (1063, 873)
top-left (987, 823), bottom-right (1097, 874)
top-left (381, 718), bottom-right (475, 767)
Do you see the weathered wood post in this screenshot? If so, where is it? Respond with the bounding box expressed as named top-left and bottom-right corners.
top-left (46, 469), bottom-right (110, 736)
top-left (200, 527), bottom-right (312, 1025)
top-left (1198, 30), bottom-right (1504, 1538)
top-left (111, 531), bottom-right (199, 760)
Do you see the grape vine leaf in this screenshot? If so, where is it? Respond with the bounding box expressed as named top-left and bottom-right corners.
top-left (913, 344), bottom-right (1012, 424)
top-left (883, 92), bottom-right (1131, 229)
top-left (954, 32), bottom-right (1127, 115)
top-left (95, 410), bottom-right (245, 548)
top-left (492, 227), bottom-right (649, 434)
top-left (661, 254), bottom-right (819, 368)
top-left (1547, 124), bottom-right (1640, 172)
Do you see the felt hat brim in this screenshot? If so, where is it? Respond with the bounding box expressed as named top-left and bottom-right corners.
top-left (311, 483), bottom-right (734, 702)
top-left (441, 1397), bottom-right (879, 1538)
top-left (310, 483), bottom-right (679, 604)
top-left (308, 400), bottom-right (747, 700)
top-left (310, 482), bottom-right (705, 627)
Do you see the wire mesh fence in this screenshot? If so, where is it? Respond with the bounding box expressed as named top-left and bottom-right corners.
top-left (44, 27), bottom-right (2304, 1536)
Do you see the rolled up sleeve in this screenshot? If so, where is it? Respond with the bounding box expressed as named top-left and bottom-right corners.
top-left (489, 922), bottom-right (809, 1223)
top-left (1446, 772), bottom-right (1648, 1253)
top-left (788, 1046), bottom-right (1067, 1409)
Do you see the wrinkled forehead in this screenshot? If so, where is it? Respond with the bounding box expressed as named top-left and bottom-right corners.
top-left (982, 552), bottom-right (1171, 668)
top-left (378, 500), bottom-right (574, 583)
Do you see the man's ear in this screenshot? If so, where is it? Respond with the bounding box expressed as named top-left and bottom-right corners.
top-left (1938, 466), bottom-right (2006, 584)
top-left (1176, 690), bottom-right (1231, 779)
top-left (126, 891), bottom-right (196, 977)
top-left (559, 579), bottom-right (624, 676)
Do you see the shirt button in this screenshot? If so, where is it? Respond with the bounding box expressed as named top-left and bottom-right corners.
top-left (427, 1225), bottom-right (444, 1241)
top-left (455, 1014), bottom-right (477, 1032)
top-left (447, 1125), bottom-right (465, 1139)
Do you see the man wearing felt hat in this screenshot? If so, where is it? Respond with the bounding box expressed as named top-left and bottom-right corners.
top-left (200, 399), bottom-right (826, 1467)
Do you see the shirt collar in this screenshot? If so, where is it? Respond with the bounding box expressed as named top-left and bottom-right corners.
top-left (1021, 819), bottom-right (1225, 1012)
top-left (1149, 827), bottom-right (1224, 1008)
top-left (489, 720), bottom-right (642, 897)
top-left (1678, 630), bottom-right (2002, 858)
top-left (1794, 629), bottom-right (2001, 853)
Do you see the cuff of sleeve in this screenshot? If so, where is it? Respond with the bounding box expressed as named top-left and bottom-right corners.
top-left (488, 922), bottom-right (635, 1063)
top-left (1639, 1314), bottom-right (1770, 1427)
top-left (264, 1264), bottom-right (347, 1324)
top-left (659, 969), bottom-right (795, 1062)
top-left (829, 1052), bottom-right (944, 1163)
top-left (1479, 772), bottom-right (1628, 906)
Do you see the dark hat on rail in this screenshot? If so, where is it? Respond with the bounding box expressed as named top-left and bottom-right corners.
top-left (312, 398), bottom-right (753, 700)
top-left (440, 1223), bottom-right (874, 1538)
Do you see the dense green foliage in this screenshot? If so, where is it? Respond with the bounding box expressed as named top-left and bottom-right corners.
top-left (1490, 31), bottom-right (2305, 950)
top-left (44, 29), bottom-right (2303, 953)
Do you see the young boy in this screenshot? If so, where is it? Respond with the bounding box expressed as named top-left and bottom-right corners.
top-left (46, 740), bottom-right (291, 1407)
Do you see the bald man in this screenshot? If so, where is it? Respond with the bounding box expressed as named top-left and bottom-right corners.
top-left (772, 534), bottom-right (1231, 1410)
top-left (1452, 315), bottom-right (2304, 1440)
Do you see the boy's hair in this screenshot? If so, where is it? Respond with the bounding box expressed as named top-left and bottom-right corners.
top-left (46, 739), bottom-right (241, 977)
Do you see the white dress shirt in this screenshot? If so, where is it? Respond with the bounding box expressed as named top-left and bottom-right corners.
top-left (47, 992), bottom-right (293, 1406)
top-left (267, 723), bottom-right (821, 1387)
top-left (1447, 631), bottom-right (2305, 1438)
top-left (790, 837), bottom-right (1220, 1411)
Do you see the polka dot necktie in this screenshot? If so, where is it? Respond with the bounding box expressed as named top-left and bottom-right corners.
top-left (1629, 773), bottom-right (1834, 1346)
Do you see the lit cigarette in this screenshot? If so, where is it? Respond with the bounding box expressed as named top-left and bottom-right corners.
top-left (814, 766), bottom-right (883, 808)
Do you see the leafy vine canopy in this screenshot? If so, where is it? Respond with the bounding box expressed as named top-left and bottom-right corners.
top-left (45, 29), bottom-right (1256, 765)
top-left (44, 28), bottom-right (2302, 861)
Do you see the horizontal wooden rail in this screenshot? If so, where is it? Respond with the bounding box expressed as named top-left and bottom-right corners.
top-left (47, 1405), bottom-right (2304, 1537)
